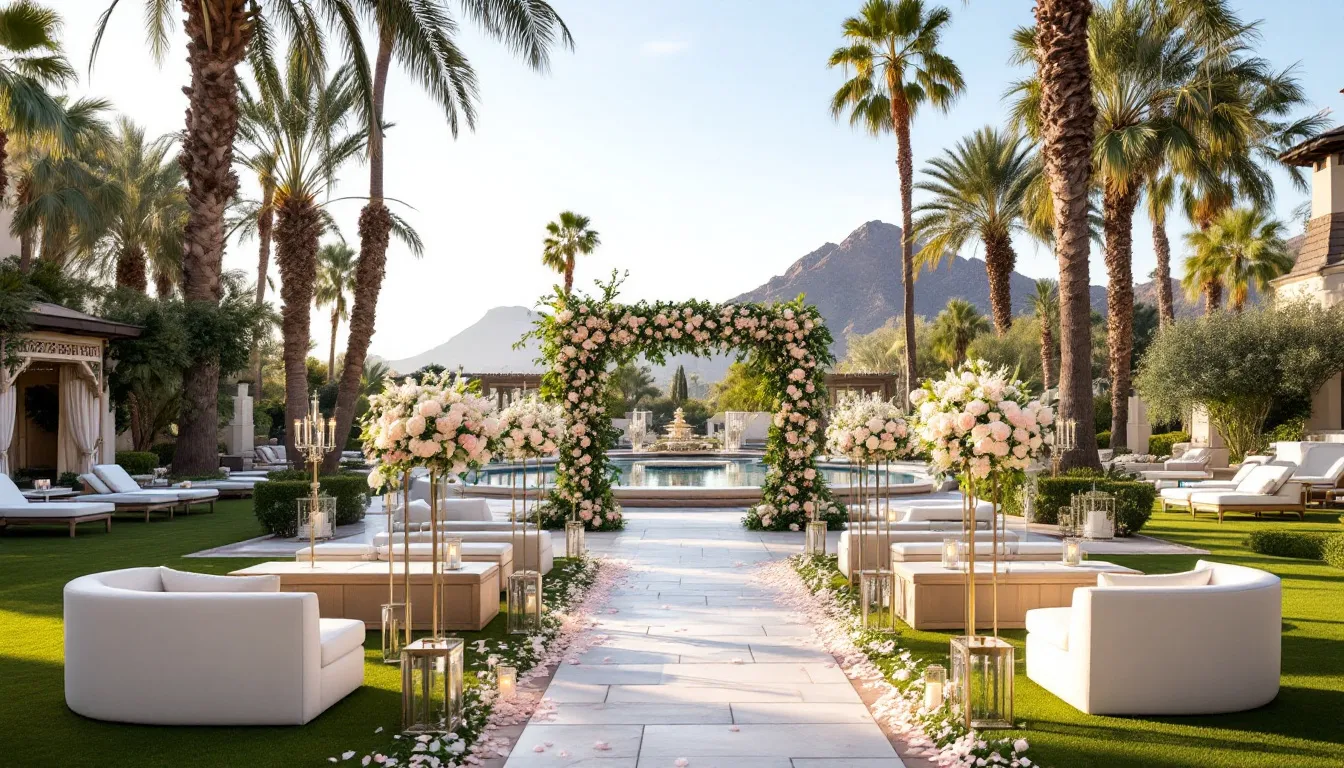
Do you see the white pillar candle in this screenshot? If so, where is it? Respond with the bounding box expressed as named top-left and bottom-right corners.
top-left (924, 679), bottom-right (944, 711)
top-left (496, 665), bottom-right (517, 700)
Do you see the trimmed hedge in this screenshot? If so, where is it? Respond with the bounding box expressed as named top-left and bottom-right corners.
top-left (1149, 431), bottom-right (1190, 458)
top-left (1324, 534), bottom-right (1344, 570)
top-left (1004, 473), bottom-right (1156, 537)
top-left (1096, 430), bottom-right (1111, 449)
top-left (115, 451), bottom-right (159, 475)
top-left (254, 473), bottom-right (370, 536)
top-left (1245, 530), bottom-right (1329, 560)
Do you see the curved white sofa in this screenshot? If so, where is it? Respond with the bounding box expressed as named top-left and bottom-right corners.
top-left (1025, 560), bottom-right (1280, 715)
top-left (64, 567), bottom-right (365, 725)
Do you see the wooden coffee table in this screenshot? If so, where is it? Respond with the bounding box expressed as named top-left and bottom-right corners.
top-left (891, 560), bottom-right (1140, 630)
top-left (230, 560), bottom-right (500, 631)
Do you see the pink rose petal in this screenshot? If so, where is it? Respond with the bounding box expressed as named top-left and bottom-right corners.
top-left (594, 741), bottom-right (611, 751)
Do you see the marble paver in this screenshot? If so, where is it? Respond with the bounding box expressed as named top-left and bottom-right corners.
top-left (504, 509), bottom-right (904, 767)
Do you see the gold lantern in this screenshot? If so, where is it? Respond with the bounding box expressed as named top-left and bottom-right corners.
top-left (805, 520), bottom-right (828, 556)
top-left (381, 602), bottom-right (408, 664)
top-left (950, 635), bottom-right (1015, 729)
top-left (859, 570), bottom-right (895, 632)
top-left (1057, 505), bottom-right (1080, 538)
top-left (400, 637), bottom-right (465, 735)
top-left (1074, 489), bottom-right (1116, 541)
top-left (507, 570), bottom-right (543, 635)
top-left (295, 494), bottom-right (336, 543)
top-left (565, 519), bottom-right (586, 559)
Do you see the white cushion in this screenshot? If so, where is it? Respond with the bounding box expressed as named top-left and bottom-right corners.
top-left (1098, 567), bottom-right (1212, 588)
top-left (318, 618), bottom-right (366, 666)
top-left (0, 502), bottom-right (116, 517)
top-left (93, 465), bottom-right (142, 494)
top-left (80, 473), bottom-right (112, 494)
top-left (272, 445), bottom-right (287, 461)
top-left (1235, 464), bottom-right (1293, 495)
top-left (158, 566), bottom-right (280, 593)
top-left (1178, 447), bottom-right (1210, 462)
top-left (391, 499), bottom-right (433, 525)
top-left (0, 473), bottom-right (27, 505)
top-left (255, 445), bottom-right (275, 463)
top-left (1025, 606), bottom-right (1072, 651)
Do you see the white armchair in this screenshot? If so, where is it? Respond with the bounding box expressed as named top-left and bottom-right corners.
top-left (64, 567), bottom-right (365, 725)
top-left (1025, 560), bottom-right (1280, 715)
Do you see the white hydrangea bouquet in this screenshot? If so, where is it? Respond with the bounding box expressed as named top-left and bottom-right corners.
top-left (362, 371), bottom-right (502, 490)
top-left (910, 359), bottom-right (1052, 481)
top-left (493, 395), bottom-right (565, 461)
top-left (825, 393), bottom-right (914, 464)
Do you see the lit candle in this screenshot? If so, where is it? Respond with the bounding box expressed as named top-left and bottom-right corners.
top-left (1063, 537), bottom-right (1082, 566)
top-left (294, 419), bottom-right (302, 442)
top-left (496, 665), bottom-right (517, 700)
top-left (923, 664), bottom-right (946, 711)
top-left (442, 537), bottom-right (463, 570)
top-left (525, 590), bottom-right (538, 616)
top-left (941, 538), bottom-right (961, 570)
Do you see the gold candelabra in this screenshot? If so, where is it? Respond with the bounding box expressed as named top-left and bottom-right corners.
top-left (1051, 418), bottom-right (1077, 477)
top-left (293, 392), bottom-right (336, 566)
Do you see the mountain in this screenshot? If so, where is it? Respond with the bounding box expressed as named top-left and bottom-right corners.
top-left (384, 306), bottom-right (543, 374)
top-left (730, 220), bottom-right (1109, 354)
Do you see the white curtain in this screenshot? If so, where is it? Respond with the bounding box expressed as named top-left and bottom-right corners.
top-left (0, 381), bottom-right (14, 476)
top-left (61, 366), bottom-right (100, 475)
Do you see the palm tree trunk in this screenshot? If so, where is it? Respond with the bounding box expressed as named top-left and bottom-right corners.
top-left (1039, 320), bottom-right (1054, 391)
top-left (174, 0), bottom-right (251, 475)
top-left (0, 130), bottom-right (8, 205)
top-left (116, 245), bottom-right (149, 292)
top-left (564, 257), bottom-right (574, 295)
top-left (154, 270), bottom-right (174, 297)
top-left (328, 309), bottom-right (338, 382)
top-left (18, 233), bottom-right (32, 273)
top-left (1103, 182), bottom-right (1138, 453)
top-left (1035, 0), bottom-right (1100, 471)
top-left (1152, 218), bottom-right (1174, 326)
top-left (984, 230), bottom-right (1016, 334)
top-left (323, 27), bottom-right (394, 472)
top-left (1204, 279), bottom-right (1222, 314)
top-left (252, 182), bottom-right (275, 390)
top-left (277, 199), bottom-right (323, 468)
top-left (892, 97), bottom-right (917, 407)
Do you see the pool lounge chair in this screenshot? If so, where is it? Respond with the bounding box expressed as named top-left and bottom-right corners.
top-left (0, 474), bottom-right (116, 537)
top-left (1187, 465), bottom-right (1304, 523)
top-left (76, 466), bottom-right (220, 520)
top-left (1158, 461), bottom-right (1296, 512)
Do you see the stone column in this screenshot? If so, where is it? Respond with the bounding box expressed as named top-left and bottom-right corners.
top-left (226, 382), bottom-right (255, 457)
top-left (1126, 394), bottom-right (1151, 455)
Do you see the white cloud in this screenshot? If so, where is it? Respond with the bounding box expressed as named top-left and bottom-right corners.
top-left (640, 40), bottom-right (690, 56)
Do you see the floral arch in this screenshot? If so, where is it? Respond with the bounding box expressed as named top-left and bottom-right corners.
top-left (529, 276), bottom-right (848, 531)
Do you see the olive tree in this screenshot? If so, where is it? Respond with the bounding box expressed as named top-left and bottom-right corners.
top-left (1135, 301), bottom-right (1344, 460)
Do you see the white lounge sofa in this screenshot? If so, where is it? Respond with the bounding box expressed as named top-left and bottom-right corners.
top-left (1187, 464), bottom-right (1305, 522)
top-left (64, 566), bottom-right (365, 725)
top-left (374, 526), bottom-right (553, 574)
top-left (389, 497), bottom-right (494, 526)
top-left (888, 539), bottom-right (1062, 562)
top-left (1025, 560), bottom-right (1280, 715)
top-left (0, 474), bottom-right (116, 537)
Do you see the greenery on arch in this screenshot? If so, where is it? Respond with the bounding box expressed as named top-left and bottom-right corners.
top-left (526, 273), bottom-right (847, 531)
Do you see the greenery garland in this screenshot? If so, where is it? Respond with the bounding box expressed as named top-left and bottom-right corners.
top-left (525, 272), bottom-right (845, 531)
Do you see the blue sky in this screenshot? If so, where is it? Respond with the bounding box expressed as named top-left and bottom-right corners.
top-left (59, 1), bottom-right (1342, 360)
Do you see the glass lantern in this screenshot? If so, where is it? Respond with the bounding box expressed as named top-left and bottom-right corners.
top-left (1074, 489), bottom-right (1116, 540)
top-left (941, 538), bottom-right (961, 569)
top-left (496, 665), bottom-right (517, 700)
top-left (859, 570), bottom-right (895, 632)
top-left (295, 494), bottom-right (336, 541)
top-left (1062, 537), bottom-right (1083, 566)
top-left (1057, 505), bottom-right (1079, 538)
top-left (566, 520), bottom-right (586, 559)
top-left (805, 520), bottom-right (828, 556)
top-left (923, 664), bottom-right (947, 711)
top-left (950, 635), bottom-right (1015, 729)
top-left (381, 602), bottom-right (408, 664)
top-left (507, 570), bottom-right (543, 635)
top-left (439, 537), bottom-right (463, 570)
top-left (401, 637), bottom-right (465, 735)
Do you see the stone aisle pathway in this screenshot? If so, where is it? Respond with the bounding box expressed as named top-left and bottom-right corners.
top-left (504, 509), bottom-right (903, 768)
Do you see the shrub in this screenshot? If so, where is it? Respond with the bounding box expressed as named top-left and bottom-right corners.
top-left (1096, 430), bottom-right (1110, 449)
top-left (1245, 530), bottom-right (1329, 560)
top-left (266, 469), bottom-right (308, 482)
top-left (58, 471), bottom-right (82, 489)
top-left (1148, 431), bottom-right (1189, 458)
top-left (1003, 471), bottom-right (1156, 537)
top-left (254, 473), bottom-right (370, 536)
top-left (1324, 534), bottom-right (1344, 570)
top-left (151, 442), bottom-right (175, 467)
top-left (115, 451), bottom-right (159, 475)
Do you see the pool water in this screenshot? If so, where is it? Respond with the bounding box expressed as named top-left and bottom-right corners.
top-left (467, 458), bottom-right (915, 489)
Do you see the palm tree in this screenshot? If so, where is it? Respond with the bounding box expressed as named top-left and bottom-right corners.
top-left (241, 54), bottom-right (366, 466)
top-left (1025, 0), bottom-right (1100, 470)
top-left (1182, 208), bottom-right (1292, 313)
top-left (315, 242), bottom-right (357, 382)
top-left (83, 118), bottom-right (187, 293)
top-left (913, 126), bottom-right (1036, 334)
top-left (0, 0), bottom-right (77, 214)
top-left (931, 298), bottom-right (989, 367)
top-left (323, 0), bottom-right (573, 473)
top-left (542, 211), bottom-right (600, 295)
top-left (1030, 279), bottom-right (1059, 392)
top-left (1146, 172), bottom-right (1176, 326)
top-left (828, 0), bottom-right (965, 404)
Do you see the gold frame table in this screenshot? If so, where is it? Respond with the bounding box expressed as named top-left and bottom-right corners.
top-left (230, 560), bottom-right (500, 631)
top-left (891, 560), bottom-right (1140, 631)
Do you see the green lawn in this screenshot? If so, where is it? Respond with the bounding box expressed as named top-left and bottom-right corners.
top-left (0, 502), bottom-right (582, 767)
top-left (887, 508), bottom-right (1344, 768)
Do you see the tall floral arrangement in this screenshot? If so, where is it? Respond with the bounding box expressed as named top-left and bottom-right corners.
top-left (526, 272), bottom-right (844, 531)
top-left (361, 371), bottom-right (502, 491)
top-left (493, 396), bottom-right (564, 461)
top-left (909, 360), bottom-right (1052, 483)
top-left (825, 393), bottom-right (914, 464)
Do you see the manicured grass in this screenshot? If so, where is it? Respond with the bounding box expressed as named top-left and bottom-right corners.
top-left (0, 502), bottom-right (584, 767)
top-left (886, 508), bottom-right (1344, 768)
